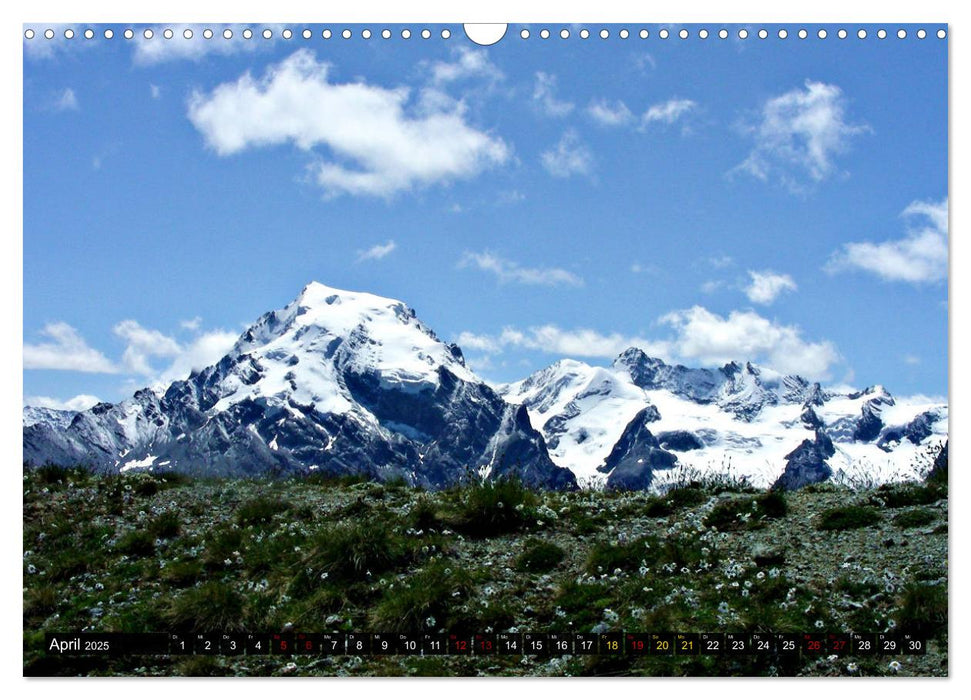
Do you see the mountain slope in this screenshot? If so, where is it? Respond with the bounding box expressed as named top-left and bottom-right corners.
top-left (24, 282), bottom-right (576, 490)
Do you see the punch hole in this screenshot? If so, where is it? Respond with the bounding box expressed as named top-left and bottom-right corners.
top-left (640, 29), bottom-right (649, 39)
top-left (758, 29), bottom-right (768, 39)
top-left (877, 29), bottom-right (887, 39)
top-left (937, 29), bottom-right (946, 39)
top-left (738, 28), bottom-right (748, 39)
top-left (421, 29), bottom-right (431, 39)
top-left (540, 29), bottom-right (550, 39)
top-left (401, 28), bottom-right (412, 39)
top-left (897, 29), bottom-right (907, 39)
top-left (84, 29), bottom-right (94, 39)
top-left (164, 28), bottom-right (174, 39)
top-left (242, 28), bottom-right (252, 40)
top-left (283, 29), bottom-right (293, 39)
top-left (302, 29), bottom-right (312, 39)
top-left (917, 29), bottom-right (926, 39)
top-left (382, 29), bottom-right (391, 39)
top-left (798, 29), bottom-right (808, 39)
top-left (857, 29), bottom-right (867, 39)
top-left (144, 29), bottom-right (154, 39)
top-left (659, 28), bottom-right (669, 39)
top-left (104, 29), bottom-right (114, 39)
top-left (580, 29), bottom-right (590, 39)
top-left (263, 29), bottom-right (272, 39)
top-left (441, 29), bottom-right (451, 39)
top-left (64, 29), bottom-right (75, 39)
top-left (24, 29), bottom-right (34, 39)
top-left (817, 29), bottom-right (827, 39)
top-left (464, 24), bottom-right (506, 45)
top-left (364, 29), bottom-right (374, 39)
top-left (520, 29), bottom-right (529, 39)
top-left (342, 29), bottom-right (352, 39)
top-left (203, 29), bottom-right (214, 39)
top-left (599, 29), bottom-right (608, 39)
top-left (778, 29), bottom-right (788, 39)
top-left (718, 29), bottom-right (728, 39)
top-left (837, 29), bottom-right (847, 39)
top-left (699, 29), bottom-right (709, 39)
top-left (679, 29), bottom-right (689, 39)
top-left (124, 29), bottom-right (134, 40)
top-left (183, 29), bottom-right (193, 39)
top-left (619, 29), bottom-right (629, 39)
top-left (223, 29), bottom-right (233, 39)
top-left (560, 29), bottom-right (569, 39)
top-left (323, 29), bottom-right (332, 39)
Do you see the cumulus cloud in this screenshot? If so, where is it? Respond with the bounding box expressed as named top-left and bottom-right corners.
top-left (357, 240), bottom-right (397, 262)
top-left (540, 130), bottom-right (593, 178)
top-left (458, 251), bottom-right (583, 287)
top-left (113, 320), bottom-right (182, 376)
top-left (587, 99), bottom-right (634, 127)
top-left (533, 72), bottom-right (574, 117)
top-left (642, 98), bottom-right (696, 127)
top-left (24, 394), bottom-right (101, 411)
top-left (24, 323), bottom-right (118, 373)
top-left (187, 50), bottom-right (510, 197)
top-left (660, 306), bottom-right (840, 378)
top-left (425, 47), bottom-right (503, 86)
top-left (459, 307), bottom-right (840, 379)
top-left (154, 329), bottom-right (240, 386)
top-left (826, 198), bottom-right (948, 283)
top-left (745, 270), bottom-right (797, 305)
top-left (735, 80), bottom-right (868, 190)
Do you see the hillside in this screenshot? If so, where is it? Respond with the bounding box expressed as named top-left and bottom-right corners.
top-left (23, 464), bottom-right (947, 677)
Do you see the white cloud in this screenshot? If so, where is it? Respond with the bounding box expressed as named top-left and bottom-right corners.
top-left (113, 320), bottom-right (182, 376)
top-left (357, 240), bottom-right (397, 262)
top-left (540, 130), bottom-right (593, 178)
top-left (54, 88), bottom-right (78, 111)
top-left (187, 50), bottom-right (510, 198)
top-left (660, 306), bottom-right (840, 379)
top-left (425, 47), bottom-right (503, 86)
top-left (904, 355), bottom-right (921, 366)
top-left (24, 394), bottom-right (102, 411)
top-left (745, 270), bottom-right (797, 305)
top-left (533, 72), bottom-right (574, 117)
top-left (24, 323), bottom-right (118, 373)
top-left (735, 80), bottom-right (868, 189)
top-left (458, 251), bottom-right (583, 287)
top-left (708, 255), bottom-right (735, 269)
top-left (459, 307), bottom-right (841, 380)
top-left (150, 84), bottom-right (162, 99)
top-left (700, 280), bottom-right (725, 294)
top-left (642, 98), bottom-right (696, 126)
top-left (826, 198), bottom-right (948, 283)
top-left (587, 98), bottom-right (634, 127)
top-left (180, 316), bottom-right (203, 331)
top-left (456, 326), bottom-right (670, 360)
top-left (155, 330), bottom-right (239, 386)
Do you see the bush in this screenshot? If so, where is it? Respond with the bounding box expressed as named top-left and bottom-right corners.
top-left (873, 483), bottom-right (941, 508)
top-left (165, 582), bottom-right (246, 632)
top-left (148, 511), bottom-right (181, 539)
top-left (449, 478), bottom-right (538, 537)
top-left (408, 497), bottom-right (441, 531)
top-left (816, 505), bottom-right (882, 531)
top-left (236, 497), bottom-right (290, 526)
top-left (645, 486), bottom-right (708, 517)
top-left (515, 539), bottom-right (566, 573)
top-left (586, 537), bottom-right (656, 575)
top-left (704, 491), bottom-right (788, 532)
top-left (370, 560), bottom-right (473, 634)
top-left (895, 582), bottom-right (947, 639)
top-left (892, 508), bottom-right (936, 529)
top-left (305, 521), bottom-right (406, 583)
top-left (115, 530), bottom-right (156, 557)
top-left (34, 464), bottom-right (90, 485)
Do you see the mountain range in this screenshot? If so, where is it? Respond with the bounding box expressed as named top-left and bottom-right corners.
top-left (24, 282), bottom-right (948, 491)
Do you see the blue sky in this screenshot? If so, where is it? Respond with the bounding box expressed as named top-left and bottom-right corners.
top-left (22, 23), bottom-right (948, 409)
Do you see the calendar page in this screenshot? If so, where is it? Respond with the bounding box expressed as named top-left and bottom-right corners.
top-left (22, 18), bottom-right (948, 679)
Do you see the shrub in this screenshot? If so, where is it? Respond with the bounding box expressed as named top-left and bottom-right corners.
top-left (873, 482), bottom-right (941, 508)
top-left (816, 505), bottom-right (882, 531)
top-left (148, 511), bottom-right (181, 539)
top-left (892, 508), bottom-right (936, 529)
top-left (304, 520), bottom-right (406, 583)
top-left (704, 491), bottom-right (787, 532)
top-left (408, 496), bottom-right (441, 531)
top-left (115, 530), bottom-right (156, 557)
top-left (236, 497), bottom-right (290, 526)
top-left (645, 486), bottom-right (708, 517)
top-left (449, 478), bottom-right (538, 537)
top-left (586, 537), bottom-right (656, 575)
top-left (165, 582), bottom-right (246, 632)
top-left (34, 464), bottom-right (90, 486)
top-left (515, 539), bottom-right (566, 573)
top-left (895, 582), bottom-right (947, 639)
top-left (370, 560), bottom-right (473, 634)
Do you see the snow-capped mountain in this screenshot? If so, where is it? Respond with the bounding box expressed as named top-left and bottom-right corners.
top-left (24, 283), bottom-right (947, 491)
top-left (23, 282), bottom-right (575, 490)
top-left (497, 348), bottom-right (947, 489)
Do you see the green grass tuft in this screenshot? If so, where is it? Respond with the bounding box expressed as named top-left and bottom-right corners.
top-left (816, 505), bottom-right (882, 531)
top-left (514, 538), bottom-right (566, 573)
